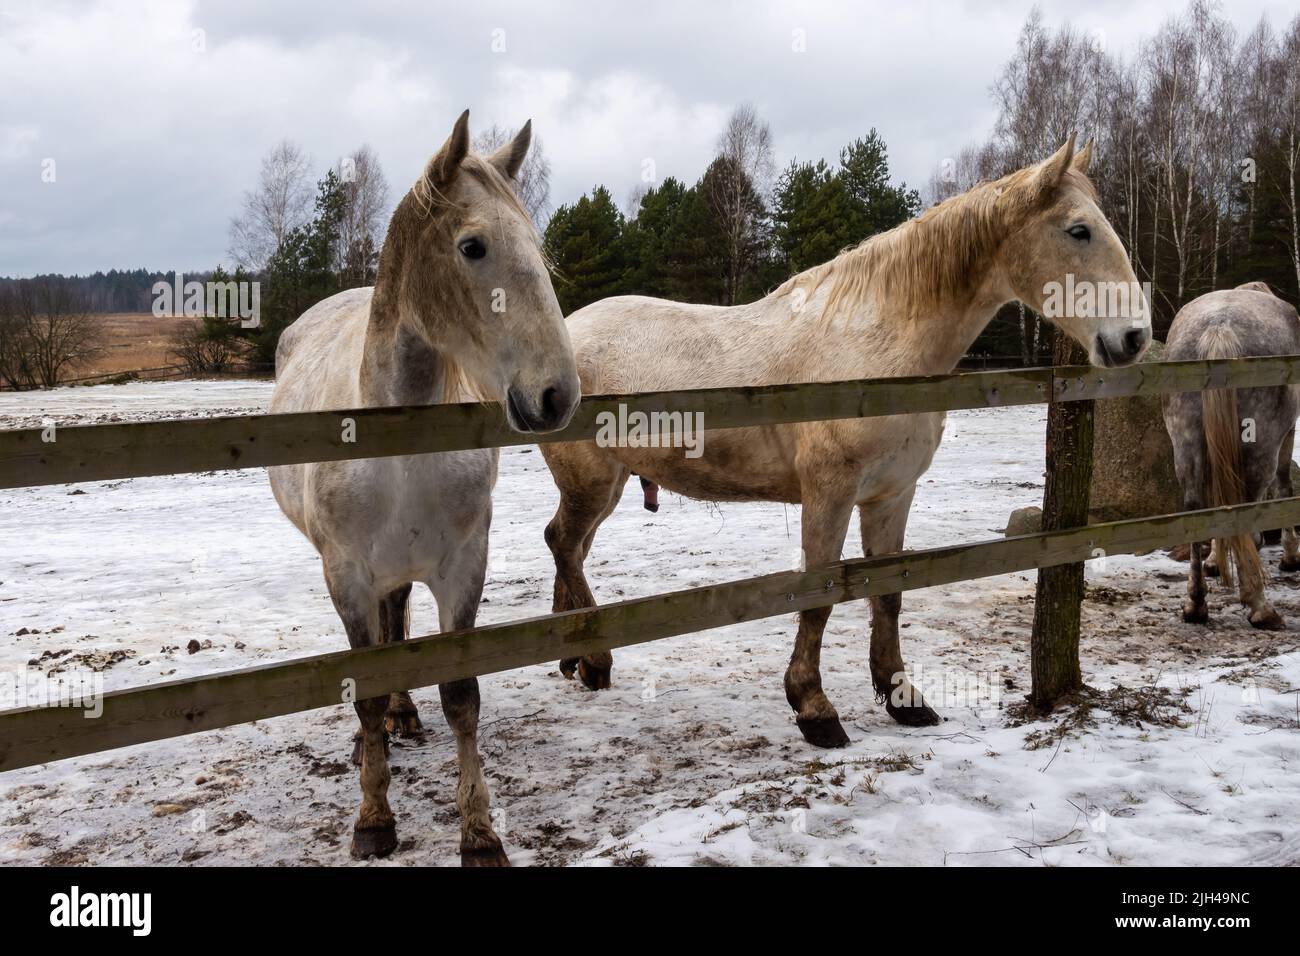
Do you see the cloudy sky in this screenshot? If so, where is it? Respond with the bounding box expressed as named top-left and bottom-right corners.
top-left (1, 0), bottom-right (1295, 277)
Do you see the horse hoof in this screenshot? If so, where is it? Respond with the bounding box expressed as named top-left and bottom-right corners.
top-left (796, 715), bottom-right (851, 748)
top-left (1204, 564), bottom-right (1220, 578)
top-left (1182, 604), bottom-right (1209, 625)
top-left (559, 657), bottom-right (580, 680)
top-left (350, 822), bottom-right (398, 860)
top-left (1249, 608), bottom-right (1286, 631)
top-left (1280, 557), bottom-right (1300, 573)
top-left (384, 710), bottom-right (423, 737)
top-left (577, 658), bottom-right (612, 690)
top-left (885, 700), bottom-right (941, 727)
top-left (461, 842), bottom-right (511, 867)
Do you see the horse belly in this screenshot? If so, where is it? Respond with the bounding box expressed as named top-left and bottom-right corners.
top-left (613, 426), bottom-right (801, 503)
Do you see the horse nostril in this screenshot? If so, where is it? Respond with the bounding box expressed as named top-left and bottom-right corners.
top-left (1124, 328), bottom-right (1148, 357)
top-left (541, 387), bottom-right (560, 421)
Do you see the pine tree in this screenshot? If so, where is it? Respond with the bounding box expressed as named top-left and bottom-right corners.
top-left (250, 170), bottom-right (345, 366)
top-left (543, 186), bottom-right (627, 314)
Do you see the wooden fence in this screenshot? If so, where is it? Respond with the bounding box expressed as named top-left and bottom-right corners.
top-left (3, 355), bottom-right (1300, 773)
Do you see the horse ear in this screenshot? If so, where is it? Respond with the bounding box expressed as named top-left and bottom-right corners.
top-left (488, 121), bottom-right (532, 180)
top-left (426, 109), bottom-right (471, 188)
top-left (1030, 132), bottom-right (1076, 204)
top-left (1071, 137), bottom-right (1093, 174)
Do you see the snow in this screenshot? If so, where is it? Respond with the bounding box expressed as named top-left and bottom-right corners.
top-left (2, 379), bottom-right (1299, 866)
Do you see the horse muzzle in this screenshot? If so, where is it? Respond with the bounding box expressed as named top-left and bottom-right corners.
top-left (505, 381), bottom-right (578, 434)
top-left (1094, 327), bottom-right (1150, 368)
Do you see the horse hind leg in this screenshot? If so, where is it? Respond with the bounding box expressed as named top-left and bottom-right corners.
top-left (1275, 427), bottom-right (1300, 573)
top-left (1238, 459), bottom-right (1285, 631)
top-left (325, 562), bottom-right (398, 859)
top-left (381, 584), bottom-right (423, 736)
top-left (1180, 490), bottom-right (1210, 624)
top-left (545, 447), bottom-right (626, 690)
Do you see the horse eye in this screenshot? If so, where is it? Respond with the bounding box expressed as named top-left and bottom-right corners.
top-left (1067, 224), bottom-right (1091, 241)
top-left (458, 237), bottom-right (487, 259)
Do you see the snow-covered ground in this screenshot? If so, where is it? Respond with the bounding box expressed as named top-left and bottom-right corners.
top-left (2, 380), bottom-right (1299, 866)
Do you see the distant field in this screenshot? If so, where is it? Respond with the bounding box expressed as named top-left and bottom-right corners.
top-left (71, 312), bottom-right (197, 380)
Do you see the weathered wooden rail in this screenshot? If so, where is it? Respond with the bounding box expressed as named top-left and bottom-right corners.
top-left (4, 356), bottom-right (1300, 489)
top-left (2, 495), bottom-right (1297, 772)
top-left (2, 355), bottom-right (1300, 774)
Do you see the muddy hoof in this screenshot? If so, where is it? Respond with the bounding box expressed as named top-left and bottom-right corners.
top-left (461, 842), bottom-right (511, 867)
top-left (384, 709), bottom-right (423, 737)
top-left (796, 715), bottom-right (850, 748)
top-left (1204, 563), bottom-right (1220, 578)
top-left (1280, 557), bottom-right (1300, 573)
top-left (885, 699), bottom-right (941, 727)
top-left (350, 730), bottom-right (391, 767)
top-left (1182, 603), bottom-right (1209, 625)
top-left (559, 657), bottom-right (580, 680)
top-left (350, 822), bottom-right (398, 860)
top-left (1249, 608), bottom-right (1286, 631)
top-left (577, 658), bottom-right (612, 690)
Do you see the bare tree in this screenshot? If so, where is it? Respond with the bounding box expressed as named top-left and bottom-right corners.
top-left (0, 279), bottom-right (99, 389)
top-left (991, 11), bottom-right (1107, 362)
top-left (710, 103), bottom-right (775, 304)
top-left (335, 144), bottom-right (391, 287)
top-left (1235, 18), bottom-right (1276, 251)
top-left (924, 141), bottom-right (997, 205)
top-left (228, 140), bottom-right (314, 271)
top-left (1275, 15), bottom-right (1300, 293)
top-left (1143, 1), bottom-right (1232, 309)
top-left (471, 124), bottom-right (552, 224)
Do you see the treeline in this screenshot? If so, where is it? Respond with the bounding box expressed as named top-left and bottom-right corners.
top-left (934, 1), bottom-right (1300, 361)
top-left (543, 107), bottom-right (920, 314)
top-left (0, 269), bottom-right (174, 313)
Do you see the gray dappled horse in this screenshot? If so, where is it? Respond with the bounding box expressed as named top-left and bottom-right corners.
top-left (1163, 281), bottom-right (1300, 630)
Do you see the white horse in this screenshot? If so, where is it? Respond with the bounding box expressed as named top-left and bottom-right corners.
top-left (542, 136), bottom-right (1151, 747)
top-left (269, 111), bottom-right (578, 865)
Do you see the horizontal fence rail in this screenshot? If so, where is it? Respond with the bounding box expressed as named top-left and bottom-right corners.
top-left (3, 355), bottom-right (1300, 489)
top-left (3, 495), bottom-right (1298, 772)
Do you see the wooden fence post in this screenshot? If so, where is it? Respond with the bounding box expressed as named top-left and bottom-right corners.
top-left (1029, 331), bottom-right (1094, 711)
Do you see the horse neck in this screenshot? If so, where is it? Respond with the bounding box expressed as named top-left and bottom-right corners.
top-left (359, 231), bottom-right (455, 407)
top-left (802, 256), bottom-right (1012, 380)
top-left (886, 280), bottom-right (1012, 375)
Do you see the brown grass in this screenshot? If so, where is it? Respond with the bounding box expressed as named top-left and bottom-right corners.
top-left (71, 312), bottom-right (199, 379)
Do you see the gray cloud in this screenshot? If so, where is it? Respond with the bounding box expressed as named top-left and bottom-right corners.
top-left (1, 0), bottom-right (1293, 275)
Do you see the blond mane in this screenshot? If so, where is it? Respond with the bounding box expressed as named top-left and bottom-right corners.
top-left (773, 165), bottom-right (1097, 323)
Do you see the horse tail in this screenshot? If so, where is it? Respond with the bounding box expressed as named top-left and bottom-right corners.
top-left (1199, 325), bottom-right (1260, 589)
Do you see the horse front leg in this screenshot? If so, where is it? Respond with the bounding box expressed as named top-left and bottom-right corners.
top-left (784, 490), bottom-right (856, 748)
top-left (325, 562), bottom-right (397, 859)
top-left (860, 492), bottom-right (939, 726)
top-left (351, 583), bottom-right (420, 766)
top-left (429, 547), bottom-right (509, 867)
